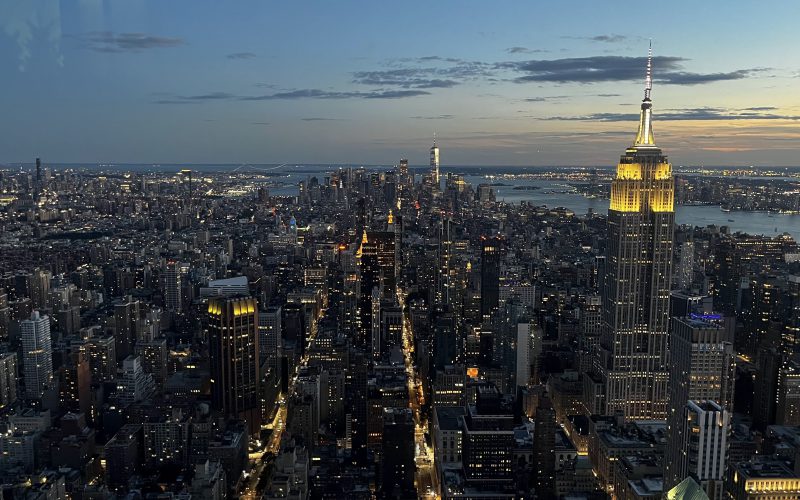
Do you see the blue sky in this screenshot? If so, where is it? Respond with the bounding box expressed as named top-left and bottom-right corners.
top-left (1, 0), bottom-right (799, 166)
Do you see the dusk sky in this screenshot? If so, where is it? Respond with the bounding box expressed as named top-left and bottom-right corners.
top-left (1, 0), bottom-right (799, 167)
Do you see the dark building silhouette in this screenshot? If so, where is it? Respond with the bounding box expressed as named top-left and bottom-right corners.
top-left (381, 407), bottom-right (415, 498)
top-left (208, 296), bottom-right (261, 435)
top-left (480, 236), bottom-right (503, 317)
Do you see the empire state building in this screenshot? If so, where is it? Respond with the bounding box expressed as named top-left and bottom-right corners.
top-left (598, 47), bottom-right (674, 419)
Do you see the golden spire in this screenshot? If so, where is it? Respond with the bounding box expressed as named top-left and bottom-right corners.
top-left (361, 229), bottom-right (368, 244)
top-left (633, 41), bottom-right (657, 148)
top-left (388, 209), bottom-right (394, 225)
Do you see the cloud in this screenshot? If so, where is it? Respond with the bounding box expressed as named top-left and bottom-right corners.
top-left (152, 99), bottom-right (202, 105)
top-left (180, 92), bottom-right (235, 100)
top-left (410, 115), bottom-right (455, 120)
top-left (591, 34), bottom-right (627, 43)
top-left (70, 31), bottom-right (184, 52)
top-left (545, 106), bottom-right (800, 122)
top-left (657, 70), bottom-right (754, 85)
top-left (252, 122), bottom-right (270, 125)
top-left (301, 117), bottom-right (345, 121)
top-left (244, 88), bottom-right (430, 100)
top-left (352, 59), bottom-right (493, 89)
top-left (506, 47), bottom-right (548, 54)
top-left (562, 34), bottom-right (628, 43)
top-left (500, 55), bottom-right (761, 85)
top-left (227, 52), bottom-right (257, 59)
top-left (523, 95), bottom-right (570, 102)
top-left (155, 88), bottom-right (431, 104)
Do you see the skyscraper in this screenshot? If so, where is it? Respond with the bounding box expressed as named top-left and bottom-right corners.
top-left (599, 47), bottom-right (674, 419)
top-left (480, 236), bottom-right (503, 317)
top-left (207, 296), bottom-right (261, 434)
top-left (356, 230), bottom-right (396, 350)
top-left (430, 136), bottom-right (440, 187)
top-left (676, 401), bottom-right (731, 500)
top-left (0, 352), bottom-right (18, 409)
top-left (664, 317), bottom-right (735, 493)
top-left (20, 311), bottom-right (53, 400)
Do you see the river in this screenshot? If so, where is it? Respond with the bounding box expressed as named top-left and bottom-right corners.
top-left (464, 176), bottom-right (800, 240)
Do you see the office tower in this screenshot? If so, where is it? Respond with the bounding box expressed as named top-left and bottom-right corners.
top-left (88, 335), bottom-right (117, 382)
top-left (776, 359), bottom-right (800, 425)
top-left (398, 158), bottom-right (409, 187)
top-left (516, 321), bottom-right (533, 389)
top-left (29, 269), bottom-right (51, 310)
top-left (360, 230), bottom-right (396, 298)
top-left (433, 311), bottom-right (458, 370)
top-left (0, 291), bottom-right (9, 342)
top-left (381, 408), bottom-right (415, 498)
top-left (674, 401), bottom-right (730, 500)
top-left (20, 311), bottom-right (53, 399)
top-left (164, 261), bottom-right (183, 312)
top-left (676, 241), bottom-right (695, 290)
top-left (599, 48), bottom-right (674, 419)
top-left (134, 338), bottom-right (168, 388)
top-left (532, 396), bottom-right (557, 496)
top-left (370, 287), bottom-right (382, 359)
top-left (115, 296), bottom-right (140, 360)
top-left (438, 217), bottom-right (454, 305)
top-left (207, 297), bottom-right (261, 435)
top-left (105, 424), bottom-right (143, 492)
top-left (58, 345), bottom-right (91, 416)
top-left (462, 386), bottom-right (515, 487)
top-left (346, 349), bottom-right (369, 462)
top-left (117, 356), bottom-right (155, 404)
top-left (430, 137), bottom-right (440, 187)
top-left (480, 236), bottom-right (503, 317)
top-left (380, 303), bottom-right (403, 356)
top-left (356, 230), bottom-right (396, 349)
top-left (665, 318), bottom-right (735, 491)
top-left (259, 306), bottom-right (282, 370)
top-left (0, 352), bottom-right (18, 408)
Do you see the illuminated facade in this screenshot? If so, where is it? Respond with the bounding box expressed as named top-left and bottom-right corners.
top-left (599, 47), bottom-right (674, 419)
top-left (430, 137), bottom-right (440, 187)
top-left (208, 296), bottom-right (261, 435)
top-left (664, 318), bottom-right (735, 493)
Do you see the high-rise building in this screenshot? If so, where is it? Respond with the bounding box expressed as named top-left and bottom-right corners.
top-left (117, 355), bottom-right (155, 405)
top-left (20, 311), bottom-right (53, 400)
top-left (114, 296), bottom-right (140, 360)
top-left (480, 236), bottom-right (503, 317)
top-left (672, 401), bottom-right (731, 500)
top-left (462, 386), bottom-right (514, 488)
top-left (665, 318), bottom-right (735, 492)
top-left (164, 261), bottom-right (183, 313)
top-left (381, 407), bottom-right (415, 497)
top-left (0, 352), bottom-right (18, 409)
top-left (259, 306), bottom-right (282, 370)
top-left (356, 230), bottom-right (396, 350)
top-left (430, 137), bottom-right (440, 187)
top-left (398, 158), bottom-right (409, 187)
top-left (599, 48), bottom-right (674, 419)
top-left (208, 296), bottom-right (261, 435)
top-left (532, 396), bottom-right (557, 496)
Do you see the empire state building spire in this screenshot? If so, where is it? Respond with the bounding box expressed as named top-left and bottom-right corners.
top-left (633, 42), bottom-right (656, 148)
top-left (600, 41), bottom-right (675, 420)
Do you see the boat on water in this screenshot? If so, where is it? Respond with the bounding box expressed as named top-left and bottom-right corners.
top-left (728, 219), bottom-right (735, 222)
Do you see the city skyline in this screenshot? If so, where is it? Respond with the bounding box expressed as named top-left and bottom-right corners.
top-left (1, 1), bottom-right (799, 166)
